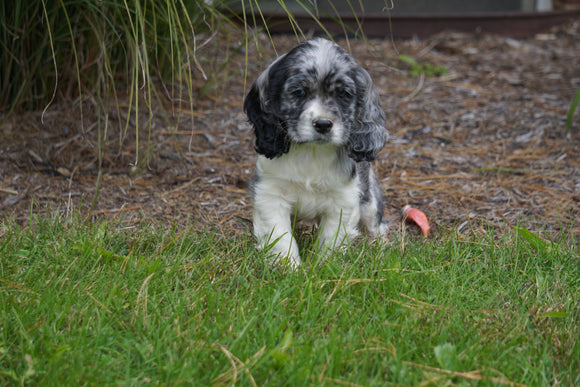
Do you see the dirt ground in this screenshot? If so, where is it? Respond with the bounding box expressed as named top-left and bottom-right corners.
top-left (1, 21), bottom-right (579, 241)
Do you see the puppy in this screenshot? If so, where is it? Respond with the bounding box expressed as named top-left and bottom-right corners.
top-left (244, 37), bottom-right (388, 268)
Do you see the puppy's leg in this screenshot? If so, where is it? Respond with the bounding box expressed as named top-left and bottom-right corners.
top-left (318, 206), bottom-right (360, 256)
top-left (360, 167), bottom-right (388, 237)
top-left (253, 198), bottom-right (301, 268)
top-left (360, 200), bottom-right (388, 237)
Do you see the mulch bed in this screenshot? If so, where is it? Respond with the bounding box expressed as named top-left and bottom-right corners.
top-left (1, 21), bottom-right (579, 241)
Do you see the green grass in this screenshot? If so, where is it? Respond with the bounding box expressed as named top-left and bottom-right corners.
top-left (1, 0), bottom-right (239, 174)
top-left (1, 216), bottom-right (578, 385)
top-left (398, 54), bottom-right (449, 78)
top-left (566, 86), bottom-right (580, 133)
top-left (1, 0), bottom-right (223, 112)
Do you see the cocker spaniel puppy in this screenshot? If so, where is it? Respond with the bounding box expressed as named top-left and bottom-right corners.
top-left (244, 37), bottom-right (388, 268)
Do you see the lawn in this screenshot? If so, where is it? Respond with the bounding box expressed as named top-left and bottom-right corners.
top-left (1, 217), bottom-right (577, 385)
top-left (1, 3), bottom-right (578, 385)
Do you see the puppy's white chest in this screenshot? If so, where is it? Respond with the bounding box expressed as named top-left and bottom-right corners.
top-left (255, 144), bottom-right (359, 221)
top-left (257, 144), bottom-right (352, 190)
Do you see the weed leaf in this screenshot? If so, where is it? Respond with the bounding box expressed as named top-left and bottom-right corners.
top-left (514, 226), bottom-right (552, 252)
top-left (398, 54), bottom-right (449, 77)
top-left (398, 54), bottom-right (418, 66)
top-left (566, 86), bottom-right (580, 133)
top-left (434, 343), bottom-right (459, 371)
top-left (270, 329), bottom-right (294, 367)
top-left (542, 311), bottom-right (568, 318)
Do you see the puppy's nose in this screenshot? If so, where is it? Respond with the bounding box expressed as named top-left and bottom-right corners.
top-left (313, 119), bottom-right (333, 134)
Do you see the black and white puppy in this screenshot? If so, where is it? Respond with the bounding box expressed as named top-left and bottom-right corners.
top-left (244, 37), bottom-right (388, 268)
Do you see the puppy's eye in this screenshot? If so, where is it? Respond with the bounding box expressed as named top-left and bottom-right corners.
top-left (336, 89), bottom-right (352, 100)
top-left (292, 89), bottom-right (306, 98)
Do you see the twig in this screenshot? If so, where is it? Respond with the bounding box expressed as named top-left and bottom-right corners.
top-left (401, 71), bottom-right (425, 101)
top-left (459, 200), bottom-right (476, 237)
top-left (212, 344), bottom-right (266, 387)
top-left (403, 361), bottom-right (528, 387)
top-left (0, 188), bottom-right (18, 195)
top-left (319, 377), bottom-right (366, 387)
top-left (90, 206), bottom-right (142, 216)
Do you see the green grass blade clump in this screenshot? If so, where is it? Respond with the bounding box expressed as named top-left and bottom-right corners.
top-left (566, 86), bottom-right (580, 133)
top-left (1, 1), bottom-right (216, 113)
top-left (0, 0), bottom-right (236, 173)
top-left (0, 218), bottom-right (578, 385)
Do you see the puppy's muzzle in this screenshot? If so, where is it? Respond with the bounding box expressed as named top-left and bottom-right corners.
top-left (313, 119), bottom-right (333, 134)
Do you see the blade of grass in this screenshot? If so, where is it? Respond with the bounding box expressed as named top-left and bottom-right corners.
top-left (566, 86), bottom-right (580, 133)
top-left (40, 0), bottom-right (58, 125)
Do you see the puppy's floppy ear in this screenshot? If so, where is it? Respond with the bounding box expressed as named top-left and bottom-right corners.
top-left (243, 71), bottom-right (290, 159)
top-left (348, 67), bottom-right (388, 162)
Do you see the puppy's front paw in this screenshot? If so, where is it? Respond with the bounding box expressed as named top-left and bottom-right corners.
top-left (257, 235), bottom-right (302, 270)
top-left (268, 252), bottom-right (302, 270)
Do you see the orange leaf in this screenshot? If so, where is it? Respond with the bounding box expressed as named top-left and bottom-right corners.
top-left (403, 205), bottom-right (430, 237)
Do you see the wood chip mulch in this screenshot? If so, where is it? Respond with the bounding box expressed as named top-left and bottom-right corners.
top-left (1, 21), bottom-right (579, 241)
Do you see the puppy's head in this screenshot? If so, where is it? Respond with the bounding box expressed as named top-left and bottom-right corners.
top-left (244, 38), bottom-right (387, 161)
